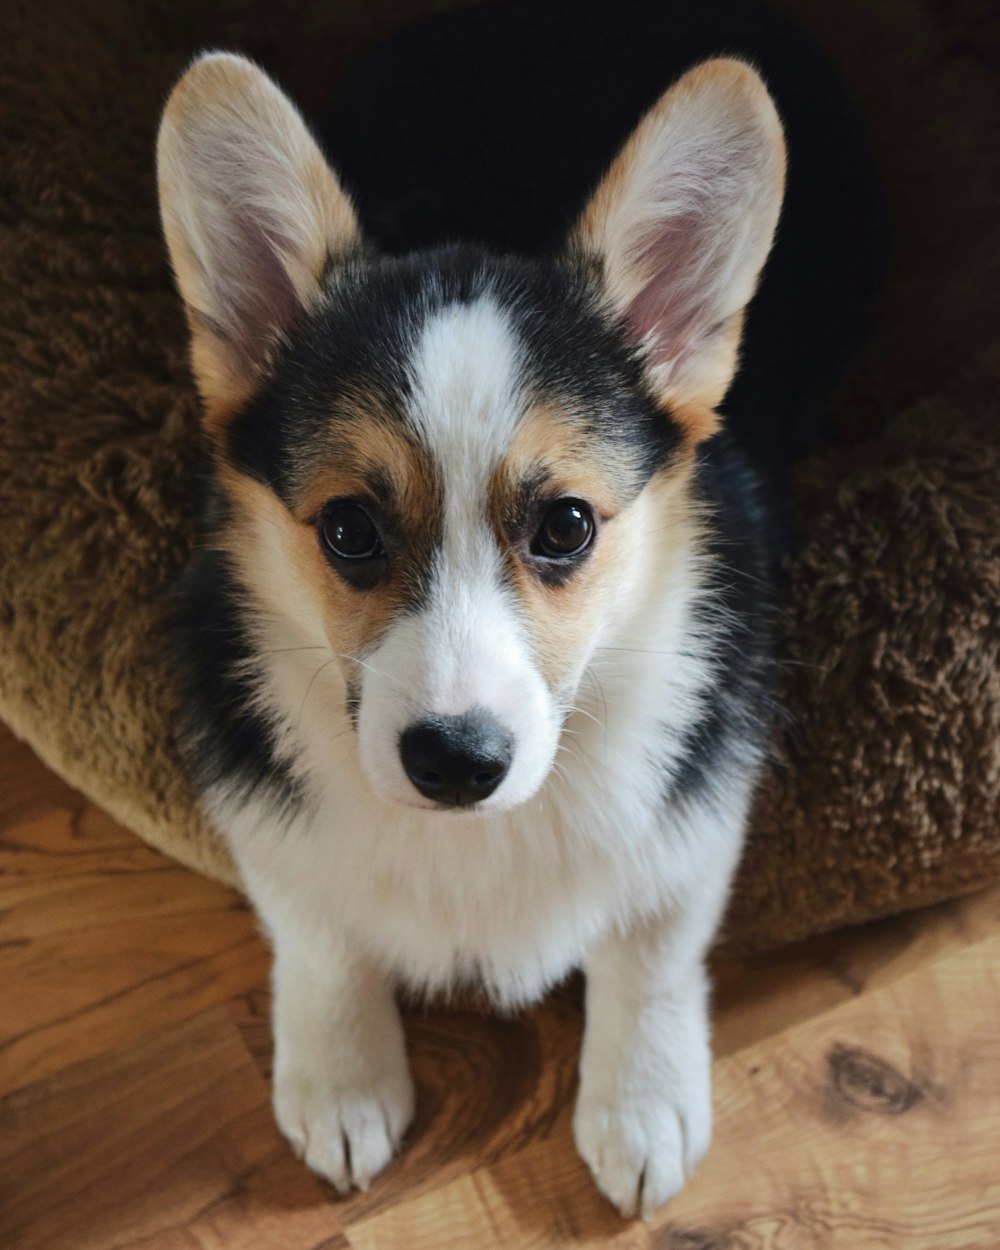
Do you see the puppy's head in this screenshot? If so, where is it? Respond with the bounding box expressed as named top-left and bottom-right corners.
top-left (158, 53), bottom-right (784, 813)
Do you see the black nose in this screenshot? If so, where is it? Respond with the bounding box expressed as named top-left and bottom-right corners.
top-left (399, 712), bottom-right (513, 807)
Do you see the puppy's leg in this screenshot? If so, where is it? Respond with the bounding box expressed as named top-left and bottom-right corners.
top-left (270, 922), bottom-right (414, 1193)
top-left (574, 884), bottom-right (728, 1219)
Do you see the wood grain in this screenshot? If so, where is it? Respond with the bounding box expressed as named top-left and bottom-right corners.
top-left (710, 883), bottom-right (1000, 1056)
top-left (2, 722), bottom-right (1000, 1249)
top-left (0, 731), bottom-right (268, 1098)
top-left (349, 937), bottom-right (1000, 1250)
top-left (0, 1007), bottom-right (347, 1250)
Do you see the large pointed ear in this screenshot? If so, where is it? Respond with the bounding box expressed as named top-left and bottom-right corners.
top-left (157, 53), bottom-right (361, 424)
top-left (572, 59), bottom-right (785, 440)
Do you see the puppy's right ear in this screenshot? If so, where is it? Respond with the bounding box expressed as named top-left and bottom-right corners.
top-left (157, 53), bottom-right (360, 425)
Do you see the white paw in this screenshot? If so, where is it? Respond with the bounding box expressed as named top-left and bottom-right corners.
top-left (274, 1054), bottom-right (415, 1193)
top-left (574, 1076), bottom-right (712, 1219)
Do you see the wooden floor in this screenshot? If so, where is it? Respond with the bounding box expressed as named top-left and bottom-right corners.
top-left (2, 722), bottom-right (999, 1249)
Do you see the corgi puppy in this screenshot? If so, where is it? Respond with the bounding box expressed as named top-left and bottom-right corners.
top-left (159, 26), bottom-right (800, 1217)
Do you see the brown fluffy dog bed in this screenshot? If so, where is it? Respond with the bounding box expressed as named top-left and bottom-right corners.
top-left (1, 0), bottom-right (998, 952)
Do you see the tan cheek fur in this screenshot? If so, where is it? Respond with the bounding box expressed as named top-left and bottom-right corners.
top-left (506, 519), bottom-right (628, 695)
top-left (519, 454), bottom-right (699, 695)
top-left (493, 404), bottom-right (702, 695)
top-left (217, 466), bottom-right (407, 677)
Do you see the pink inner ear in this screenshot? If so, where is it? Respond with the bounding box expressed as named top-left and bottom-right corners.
top-left (220, 209), bottom-right (304, 371)
top-left (621, 211), bottom-right (716, 378)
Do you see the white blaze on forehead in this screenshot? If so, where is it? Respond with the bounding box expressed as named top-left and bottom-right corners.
top-left (355, 294), bottom-right (561, 811)
top-left (406, 294), bottom-right (526, 504)
top-left (405, 293), bottom-right (534, 711)
top-left (403, 295), bottom-right (533, 717)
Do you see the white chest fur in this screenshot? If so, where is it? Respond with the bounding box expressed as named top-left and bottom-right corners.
top-left (211, 678), bottom-right (754, 1008)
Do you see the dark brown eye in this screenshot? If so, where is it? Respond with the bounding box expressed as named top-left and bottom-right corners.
top-left (319, 502), bottom-right (383, 560)
top-left (533, 500), bottom-right (594, 559)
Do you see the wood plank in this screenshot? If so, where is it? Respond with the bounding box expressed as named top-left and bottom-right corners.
top-left (0, 1007), bottom-right (348, 1250)
top-left (348, 936), bottom-right (1000, 1249)
top-left (711, 884), bottom-right (1000, 1057)
top-left (0, 730), bottom-right (269, 1098)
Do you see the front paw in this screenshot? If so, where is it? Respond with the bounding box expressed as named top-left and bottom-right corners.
top-left (573, 1073), bottom-right (712, 1219)
top-left (274, 1052), bottom-right (415, 1193)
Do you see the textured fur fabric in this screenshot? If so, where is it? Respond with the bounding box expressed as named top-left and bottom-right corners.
top-left (1, 0), bottom-right (997, 951)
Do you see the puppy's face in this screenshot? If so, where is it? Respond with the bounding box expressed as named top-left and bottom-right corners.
top-left (220, 254), bottom-right (682, 811)
top-left (158, 54), bottom-right (784, 812)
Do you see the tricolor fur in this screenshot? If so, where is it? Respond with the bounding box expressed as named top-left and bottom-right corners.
top-left (160, 48), bottom-right (785, 1218)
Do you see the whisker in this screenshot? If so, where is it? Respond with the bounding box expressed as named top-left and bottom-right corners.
top-left (594, 645), bottom-right (677, 658)
top-left (565, 702), bottom-right (605, 731)
top-left (586, 668), bottom-right (610, 734)
top-left (296, 656), bottom-right (340, 731)
top-left (257, 645), bottom-right (331, 657)
top-left (256, 637), bottom-right (407, 692)
top-left (556, 742), bottom-right (582, 766)
top-left (346, 652), bottom-right (403, 686)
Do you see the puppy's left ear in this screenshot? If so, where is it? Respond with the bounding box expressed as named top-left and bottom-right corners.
top-left (571, 59), bottom-right (786, 440)
top-left (158, 53), bottom-right (361, 424)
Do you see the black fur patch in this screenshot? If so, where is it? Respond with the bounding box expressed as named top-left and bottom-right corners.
top-left (170, 485), bottom-right (305, 814)
top-left (225, 244), bottom-right (679, 510)
top-left (663, 433), bottom-right (780, 807)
